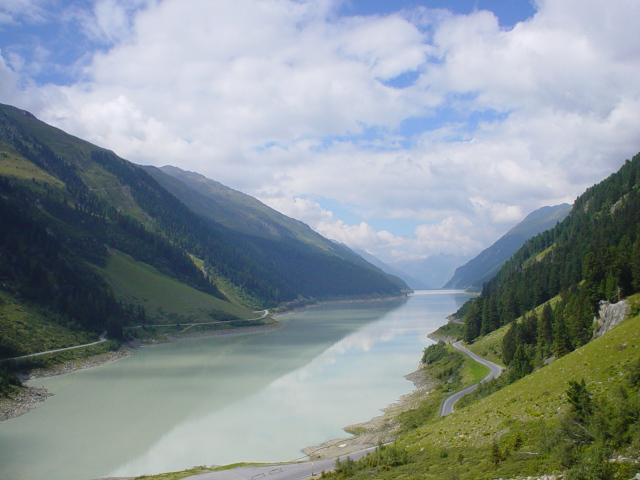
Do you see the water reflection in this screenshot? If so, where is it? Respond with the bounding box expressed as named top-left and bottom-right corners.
top-left (109, 291), bottom-right (470, 477)
top-left (0, 291), bottom-right (470, 480)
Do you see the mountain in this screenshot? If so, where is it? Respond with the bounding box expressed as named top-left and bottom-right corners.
top-left (459, 153), bottom-right (640, 345)
top-left (443, 203), bottom-right (571, 290)
top-left (145, 165), bottom-right (332, 249)
top-left (393, 253), bottom-right (471, 290)
top-left (0, 103), bottom-right (407, 358)
top-left (141, 165), bottom-right (408, 293)
top-left (354, 249), bottom-right (428, 290)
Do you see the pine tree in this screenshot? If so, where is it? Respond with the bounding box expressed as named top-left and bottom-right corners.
top-left (481, 296), bottom-right (499, 336)
top-left (553, 313), bottom-right (572, 358)
top-left (511, 344), bottom-right (533, 380)
top-left (632, 239), bottom-right (640, 291)
top-left (537, 303), bottom-right (554, 361)
top-left (463, 298), bottom-right (483, 343)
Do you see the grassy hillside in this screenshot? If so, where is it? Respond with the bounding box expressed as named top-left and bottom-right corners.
top-left (0, 291), bottom-right (95, 358)
top-left (99, 249), bottom-right (253, 324)
top-left (421, 313), bottom-right (640, 448)
top-left (0, 102), bottom-right (408, 369)
top-left (315, 311), bottom-right (640, 480)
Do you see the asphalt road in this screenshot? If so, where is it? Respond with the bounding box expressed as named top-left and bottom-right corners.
top-left (185, 447), bottom-right (377, 480)
top-left (440, 341), bottom-right (503, 416)
top-left (3, 331), bottom-right (108, 361)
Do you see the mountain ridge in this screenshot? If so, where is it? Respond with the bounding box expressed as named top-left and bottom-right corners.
top-left (0, 102), bottom-right (408, 360)
top-left (443, 203), bottom-right (571, 290)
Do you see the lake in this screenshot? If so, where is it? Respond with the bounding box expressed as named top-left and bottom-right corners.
top-left (0, 290), bottom-right (470, 480)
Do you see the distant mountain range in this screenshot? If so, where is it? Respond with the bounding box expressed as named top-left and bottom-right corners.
top-left (443, 203), bottom-right (572, 290)
top-left (0, 103), bottom-right (408, 357)
top-left (357, 204), bottom-right (570, 292)
top-left (392, 253), bottom-right (472, 290)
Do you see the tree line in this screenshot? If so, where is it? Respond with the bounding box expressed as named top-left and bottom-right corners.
top-left (459, 154), bottom-right (640, 376)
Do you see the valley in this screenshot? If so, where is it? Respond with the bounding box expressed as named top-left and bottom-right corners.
top-left (1, 102), bottom-right (640, 480)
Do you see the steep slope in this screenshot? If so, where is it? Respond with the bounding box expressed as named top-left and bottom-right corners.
top-left (0, 103), bottom-right (407, 358)
top-left (444, 204), bottom-right (571, 290)
top-left (143, 164), bottom-right (409, 295)
top-left (460, 153), bottom-right (640, 347)
top-left (342, 308), bottom-right (640, 480)
top-left (145, 165), bottom-right (331, 250)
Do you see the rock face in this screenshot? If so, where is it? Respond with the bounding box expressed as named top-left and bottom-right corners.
top-left (593, 300), bottom-right (630, 339)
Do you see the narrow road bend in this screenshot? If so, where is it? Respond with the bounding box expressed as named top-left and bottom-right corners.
top-left (440, 341), bottom-right (503, 416)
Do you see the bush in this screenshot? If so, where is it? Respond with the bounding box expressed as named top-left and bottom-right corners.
top-left (0, 366), bottom-right (22, 396)
top-left (422, 341), bottom-right (449, 365)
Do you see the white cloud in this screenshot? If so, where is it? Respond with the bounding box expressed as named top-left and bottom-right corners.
top-left (1, 0), bottom-right (640, 264)
top-left (69, 0), bottom-right (155, 46)
top-left (0, 0), bottom-right (50, 26)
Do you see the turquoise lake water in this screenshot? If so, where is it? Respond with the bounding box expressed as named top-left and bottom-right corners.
top-left (0, 290), bottom-right (470, 480)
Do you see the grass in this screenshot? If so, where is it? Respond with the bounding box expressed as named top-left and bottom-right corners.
top-left (464, 326), bottom-right (507, 367)
top-left (319, 312), bottom-right (640, 480)
top-left (0, 291), bottom-right (97, 359)
top-left (398, 346), bottom-right (491, 431)
top-left (99, 249), bottom-right (254, 324)
top-left (0, 148), bottom-right (65, 187)
top-left (407, 312), bottom-right (640, 450)
top-left (466, 361), bottom-right (490, 383)
top-left (429, 321), bottom-right (463, 341)
top-left (124, 466), bottom-right (215, 480)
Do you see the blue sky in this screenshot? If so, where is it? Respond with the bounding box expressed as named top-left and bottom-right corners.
top-left (1, 0), bottom-right (639, 266)
top-left (341, 0), bottom-right (536, 26)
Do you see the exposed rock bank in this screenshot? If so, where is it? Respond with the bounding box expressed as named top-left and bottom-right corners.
top-left (0, 348), bottom-right (133, 422)
top-left (593, 299), bottom-right (630, 338)
top-left (303, 364), bottom-right (436, 460)
top-left (0, 386), bottom-right (52, 421)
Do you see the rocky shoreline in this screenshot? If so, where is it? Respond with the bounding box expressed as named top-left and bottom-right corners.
top-left (0, 348), bottom-right (134, 422)
top-left (302, 363), bottom-right (436, 460)
top-left (0, 386), bottom-right (53, 421)
top-left (0, 321), bottom-right (287, 423)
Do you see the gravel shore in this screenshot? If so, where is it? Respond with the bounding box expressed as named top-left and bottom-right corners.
top-left (303, 363), bottom-right (436, 460)
top-left (0, 348), bottom-right (133, 422)
top-left (0, 322), bottom-right (284, 423)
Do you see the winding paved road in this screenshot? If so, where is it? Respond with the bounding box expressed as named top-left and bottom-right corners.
top-left (185, 447), bottom-right (377, 480)
top-left (440, 341), bottom-right (503, 416)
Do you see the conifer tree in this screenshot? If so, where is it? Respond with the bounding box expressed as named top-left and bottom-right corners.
top-left (536, 303), bottom-right (554, 363)
top-left (553, 313), bottom-right (572, 358)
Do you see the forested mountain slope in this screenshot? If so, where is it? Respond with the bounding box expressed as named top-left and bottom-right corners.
top-left (143, 165), bottom-right (408, 294)
top-left (145, 165), bottom-right (332, 249)
top-left (444, 204), bottom-right (571, 290)
top-left (0, 103), bottom-right (407, 359)
top-left (459, 153), bottom-right (640, 365)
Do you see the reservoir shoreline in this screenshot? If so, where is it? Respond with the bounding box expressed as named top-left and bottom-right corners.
top-left (0, 322), bottom-right (285, 422)
top-left (0, 291), bottom-right (468, 480)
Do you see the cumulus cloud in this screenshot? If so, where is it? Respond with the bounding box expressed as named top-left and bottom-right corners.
top-left (1, 0), bottom-right (640, 264)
